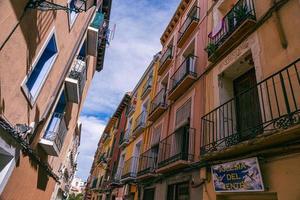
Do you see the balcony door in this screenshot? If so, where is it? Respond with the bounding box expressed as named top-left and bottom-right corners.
top-left (167, 182), bottom-right (189, 200)
top-left (233, 68), bottom-right (262, 139)
top-left (143, 188), bottom-right (155, 200)
top-left (132, 142), bottom-right (141, 175)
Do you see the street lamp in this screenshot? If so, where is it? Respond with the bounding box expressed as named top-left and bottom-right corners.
top-left (26, 0), bottom-right (96, 13)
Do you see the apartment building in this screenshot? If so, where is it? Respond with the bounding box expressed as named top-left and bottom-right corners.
top-left (86, 93), bottom-right (131, 200)
top-left (111, 55), bottom-right (158, 200)
top-left (134, 0), bottom-right (209, 199)
top-left (87, 0), bottom-right (300, 199)
top-left (200, 0), bottom-right (300, 199)
top-left (0, 0), bottom-right (112, 199)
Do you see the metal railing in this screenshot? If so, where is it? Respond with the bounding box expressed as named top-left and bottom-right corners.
top-left (120, 129), bottom-right (130, 146)
top-left (207, 0), bottom-right (256, 56)
top-left (127, 104), bottom-right (136, 116)
top-left (169, 55), bottom-right (197, 94)
top-left (159, 46), bottom-right (173, 69)
top-left (43, 112), bottom-right (67, 152)
top-left (157, 127), bottom-right (195, 168)
top-left (138, 148), bottom-right (158, 176)
top-left (121, 156), bottom-right (139, 179)
top-left (177, 6), bottom-right (200, 43)
top-left (200, 59), bottom-right (300, 154)
top-left (113, 166), bottom-right (123, 182)
top-left (141, 76), bottom-right (153, 97)
top-left (133, 111), bottom-right (147, 132)
top-left (69, 57), bottom-right (87, 98)
top-left (149, 88), bottom-right (167, 115)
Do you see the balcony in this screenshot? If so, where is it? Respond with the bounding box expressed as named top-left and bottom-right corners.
top-left (177, 6), bottom-right (200, 48)
top-left (40, 112), bottom-right (68, 156)
top-left (119, 129), bottom-right (130, 148)
top-left (141, 76), bottom-right (153, 100)
top-left (206, 0), bottom-right (256, 62)
top-left (168, 55), bottom-right (197, 101)
top-left (200, 59), bottom-right (300, 156)
top-left (137, 148), bottom-right (158, 179)
top-left (132, 111), bottom-right (147, 137)
top-left (87, 11), bottom-right (105, 56)
top-left (65, 57), bottom-right (87, 104)
top-left (127, 104), bottom-right (136, 117)
top-left (121, 156), bottom-right (139, 181)
top-left (158, 46), bottom-right (173, 75)
top-left (157, 127), bottom-right (195, 173)
top-left (111, 167), bottom-right (123, 185)
top-left (148, 88), bottom-right (167, 122)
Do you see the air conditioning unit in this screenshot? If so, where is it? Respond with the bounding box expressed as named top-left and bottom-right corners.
top-left (65, 59), bottom-right (86, 104)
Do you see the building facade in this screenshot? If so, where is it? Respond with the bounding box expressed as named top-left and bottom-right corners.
top-left (201, 0), bottom-right (300, 199)
top-left (0, 0), bottom-right (112, 199)
top-left (86, 93), bottom-right (131, 200)
top-left (87, 0), bottom-right (300, 200)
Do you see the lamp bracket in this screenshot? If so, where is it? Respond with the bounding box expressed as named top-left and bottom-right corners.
top-left (26, 0), bottom-right (81, 13)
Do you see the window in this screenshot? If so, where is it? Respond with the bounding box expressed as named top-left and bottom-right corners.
top-left (0, 138), bottom-right (16, 194)
top-left (175, 99), bottom-right (191, 128)
top-left (167, 182), bottom-right (189, 200)
top-left (143, 188), bottom-right (155, 200)
top-left (68, 0), bottom-right (79, 27)
top-left (23, 30), bottom-right (58, 104)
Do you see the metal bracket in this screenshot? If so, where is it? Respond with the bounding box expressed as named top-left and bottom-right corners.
top-left (26, 0), bottom-right (81, 13)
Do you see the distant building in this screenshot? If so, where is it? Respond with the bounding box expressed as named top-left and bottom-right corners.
top-left (70, 177), bottom-right (86, 195)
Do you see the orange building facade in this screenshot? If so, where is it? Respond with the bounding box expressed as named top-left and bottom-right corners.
top-left (0, 0), bottom-right (112, 199)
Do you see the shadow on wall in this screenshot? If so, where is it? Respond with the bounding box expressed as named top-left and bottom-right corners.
top-left (8, 0), bottom-right (58, 191)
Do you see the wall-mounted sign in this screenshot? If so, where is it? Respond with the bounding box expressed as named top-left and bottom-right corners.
top-left (211, 157), bottom-right (264, 192)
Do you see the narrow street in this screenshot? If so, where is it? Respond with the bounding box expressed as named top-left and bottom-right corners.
top-left (0, 0), bottom-right (300, 200)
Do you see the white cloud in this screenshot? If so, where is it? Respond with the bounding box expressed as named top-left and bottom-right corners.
top-left (82, 0), bottom-right (181, 115)
top-left (78, 0), bottom-right (181, 180)
top-left (75, 115), bottom-right (106, 179)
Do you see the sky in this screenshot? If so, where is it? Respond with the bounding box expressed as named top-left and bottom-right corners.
top-left (76, 0), bottom-right (181, 181)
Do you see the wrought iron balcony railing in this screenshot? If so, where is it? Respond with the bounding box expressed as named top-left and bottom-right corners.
top-left (66, 57), bottom-right (87, 103)
top-left (42, 112), bottom-right (67, 154)
top-left (158, 46), bottom-right (173, 75)
top-left (113, 166), bottom-right (123, 183)
top-left (133, 111), bottom-right (147, 134)
top-left (177, 6), bottom-right (200, 45)
top-left (200, 58), bottom-right (300, 155)
top-left (157, 127), bottom-right (195, 169)
top-left (149, 88), bottom-right (167, 115)
top-left (127, 104), bottom-right (136, 116)
top-left (141, 76), bottom-right (153, 99)
top-left (121, 156), bottom-right (139, 179)
top-left (119, 129), bottom-right (130, 147)
top-left (137, 148), bottom-right (158, 176)
top-left (206, 0), bottom-right (256, 57)
top-left (169, 55), bottom-right (197, 94)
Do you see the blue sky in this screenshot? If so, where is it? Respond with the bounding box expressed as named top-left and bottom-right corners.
top-left (76, 0), bottom-right (181, 181)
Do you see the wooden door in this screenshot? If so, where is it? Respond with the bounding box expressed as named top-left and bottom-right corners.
top-left (143, 188), bottom-right (155, 200)
top-left (233, 68), bottom-right (262, 140)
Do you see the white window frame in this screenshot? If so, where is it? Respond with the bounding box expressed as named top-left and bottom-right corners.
top-left (39, 87), bottom-right (66, 157)
top-left (68, 0), bottom-right (79, 28)
top-left (21, 27), bottom-right (59, 106)
top-left (0, 136), bottom-right (17, 194)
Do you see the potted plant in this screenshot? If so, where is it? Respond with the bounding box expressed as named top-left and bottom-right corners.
top-left (205, 43), bottom-right (217, 57)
